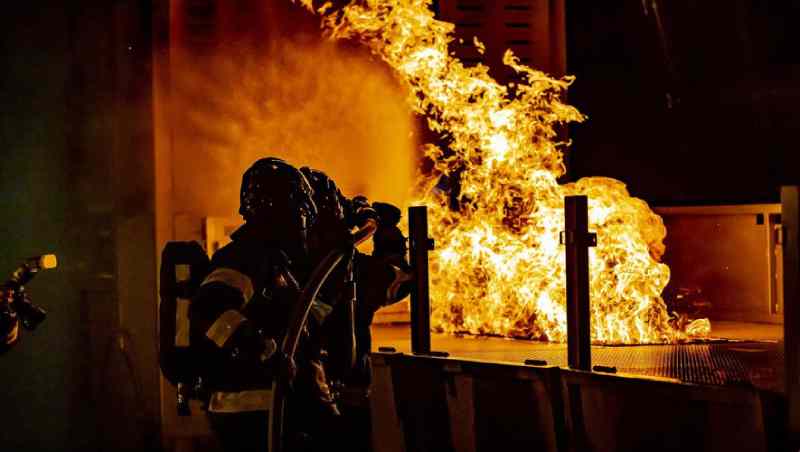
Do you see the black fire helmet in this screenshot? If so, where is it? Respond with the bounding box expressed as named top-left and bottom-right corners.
top-left (299, 167), bottom-right (346, 223)
top-left (239, 157), bottom-right (318, 229)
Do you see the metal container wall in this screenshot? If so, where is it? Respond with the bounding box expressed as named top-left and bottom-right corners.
top-left (656, 204), bottom-right (783, 324)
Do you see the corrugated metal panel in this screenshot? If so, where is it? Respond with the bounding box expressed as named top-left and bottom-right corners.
top-left (438, 0), bottom-right (565, 80)
top-left (181, 0), bottom-right (219, 48)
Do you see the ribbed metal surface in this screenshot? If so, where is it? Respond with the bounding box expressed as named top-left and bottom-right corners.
top-left (517, 342), bottom-right (784, 392)
top-left (374, 325), bottom-right (785, 392)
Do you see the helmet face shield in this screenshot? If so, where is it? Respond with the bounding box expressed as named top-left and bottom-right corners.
top-left (239, 158), bottom-right (318, 229)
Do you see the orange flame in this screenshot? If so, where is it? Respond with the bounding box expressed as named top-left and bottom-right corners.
top-left (297, 0), bottom-right (710, 343)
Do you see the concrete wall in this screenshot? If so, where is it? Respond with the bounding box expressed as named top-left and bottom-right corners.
top-left (0, 2), bottom-right (160, 450)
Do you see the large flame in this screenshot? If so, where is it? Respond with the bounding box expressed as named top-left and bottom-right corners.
top-left (297, 0), bottom-right (710, 343)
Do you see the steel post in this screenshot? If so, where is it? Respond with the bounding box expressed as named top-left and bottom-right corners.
top-left (564, 196), bottom-right (595, 371)
top-left (782, 186), bottom-right (800, 446)
top-left (409, 206), bottom-right (433, 355)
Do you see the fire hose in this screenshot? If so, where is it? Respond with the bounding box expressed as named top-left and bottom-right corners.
top-left (270, 218), bottom-right (378, 452)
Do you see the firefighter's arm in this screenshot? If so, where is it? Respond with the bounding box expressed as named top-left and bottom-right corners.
top-left (190, 268), bottom-right (276, 365)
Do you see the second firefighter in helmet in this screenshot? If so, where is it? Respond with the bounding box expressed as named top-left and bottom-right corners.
top-left (298, 166), bottom-right (414, 393)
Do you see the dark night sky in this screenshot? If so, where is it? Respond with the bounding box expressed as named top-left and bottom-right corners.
top-left (566, 0), bottom-right (800, 206)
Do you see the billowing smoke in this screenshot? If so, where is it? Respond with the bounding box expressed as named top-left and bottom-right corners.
top-left (169, 36), bottom-right (417, 219)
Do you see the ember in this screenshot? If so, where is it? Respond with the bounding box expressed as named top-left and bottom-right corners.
top-left (297, 0), bottom-right (710, 343)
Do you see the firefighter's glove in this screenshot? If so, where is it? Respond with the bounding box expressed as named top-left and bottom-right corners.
top-left (372, 202), bottom-right (402, 227)
top-left (371, 202), bottom-right (406, 260)
top-left (260, 337), bottom-right (278, 364)
top-left (278, 351), bottom-right (298, 389)
top-left (351, 196), bottom-right (378, 229)
top-left (226, 323), bottom-right (277, 364)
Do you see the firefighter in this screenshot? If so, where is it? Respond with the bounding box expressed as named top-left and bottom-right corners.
top-left (299, 167), bottom-right (412, 384)
top-left (1, 256), bottom-right (53, 354)
top-left (299, 167), bottom-right (413, 451)
top-left (190, 157), bottom-right (330, 452)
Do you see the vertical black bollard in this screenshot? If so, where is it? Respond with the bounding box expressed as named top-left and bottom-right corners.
top-left (782, 186), bottom-right (800, 447)
top-left (409, 206), bottom-right (433, 355)
top-left (564, 196), bottom-right (595, 371)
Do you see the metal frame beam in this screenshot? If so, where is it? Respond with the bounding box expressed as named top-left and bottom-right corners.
top-left (564, 196), bottom-right (595, 371)
top-left (782, 186), bottom-right (800, 447)
top-left (409, 206), bottom-right (433, 355)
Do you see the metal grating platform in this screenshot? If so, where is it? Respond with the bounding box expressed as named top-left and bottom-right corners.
top-left (373, 324), bottom-right (785, 393)
top-left (526, 342), bottom-right (783, 391)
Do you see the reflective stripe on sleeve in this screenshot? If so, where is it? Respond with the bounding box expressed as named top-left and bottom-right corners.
top-left (174, 298), bottom-right (191, 347)
top-left (201, 267), bottom-right (255, 306)
top-left (206, 309), bottom-right (247, 348)
top-left (208, 389), bottom-right (273, 413)
top-left (4, 321), bottom-right (18, 346)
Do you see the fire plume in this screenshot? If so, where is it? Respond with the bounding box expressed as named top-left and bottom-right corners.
top-left (297, 0), bottom-right (710, 343)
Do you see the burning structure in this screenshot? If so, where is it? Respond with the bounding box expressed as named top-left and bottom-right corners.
top-left (295, 0), bottom-right (708, 343)
top-left (2, 1), bottom-right (798, 451)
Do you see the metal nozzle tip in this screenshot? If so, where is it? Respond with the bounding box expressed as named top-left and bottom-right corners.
top-left (40, 254), bottom-right (57, 269)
